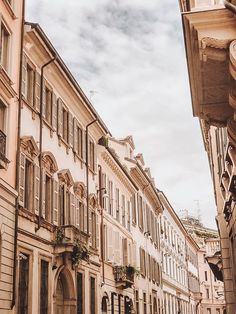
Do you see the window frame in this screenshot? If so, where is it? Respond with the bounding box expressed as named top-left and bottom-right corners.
top-left (0, 19), bottom-right (11, 73)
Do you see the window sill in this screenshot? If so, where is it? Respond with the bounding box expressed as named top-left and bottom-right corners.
top-left (2, 0), bottom-right (17, 19)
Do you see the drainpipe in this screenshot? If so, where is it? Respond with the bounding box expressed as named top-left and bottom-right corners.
top-left (224, 0), bottom-right (236, 13)
top-left (85, 118), bottom-right (97, 237)
top-left (11, 0), bottom-right (25, 309)
top-left (36, 56), bottom-right (56, 232)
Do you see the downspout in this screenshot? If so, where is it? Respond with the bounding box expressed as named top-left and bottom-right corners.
top-left (11, 0), bottom-right (25, 309)
top-left (36, 56), bottom-right (56, 232)
top-left (85, 118), bottom-right (97, 237)
top-left (224, 0), bottom-right (236, 13)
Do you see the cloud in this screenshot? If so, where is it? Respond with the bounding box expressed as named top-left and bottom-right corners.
top-left (25, 0), bottom-right (217, 229)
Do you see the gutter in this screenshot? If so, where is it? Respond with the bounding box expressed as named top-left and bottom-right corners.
top-left (11, 0), bottom-right (25, 309)
top-left (36, 56), bottom-right (56, 232)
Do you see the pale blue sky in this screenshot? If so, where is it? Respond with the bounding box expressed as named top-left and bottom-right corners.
top-left (25, 0), bottom-right (217, 229)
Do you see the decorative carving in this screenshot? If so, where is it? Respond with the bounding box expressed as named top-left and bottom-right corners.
top-left (88, 193), bottom-right (97, 209)
top-left (57, 169), bottom-right (74, 187)
top-left (20, 136), bottom-right (39, 159)
top-left (201, 37), bottom-right (232, 50)
top-left (74, 182), bottom-right (86, 199)
top-left (41, 151), bottom-right (58, 173)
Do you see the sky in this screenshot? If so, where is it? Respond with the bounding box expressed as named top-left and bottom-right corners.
top-left (25, 0), bottom-right (217, 229)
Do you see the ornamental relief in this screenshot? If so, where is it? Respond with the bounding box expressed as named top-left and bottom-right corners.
top-left (20, 136), bottom-right (39, 160)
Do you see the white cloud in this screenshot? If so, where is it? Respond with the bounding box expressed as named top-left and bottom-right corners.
top-left (26, 0), bottom-right (217, 229)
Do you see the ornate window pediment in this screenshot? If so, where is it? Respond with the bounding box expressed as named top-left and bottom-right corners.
top-left (57, 169), bottom-right (74, 187)
top-left (41, 151), bottom-right (58, 174)
top-left (88, 193), bottom-right (98, 209)
top-left (74, 181), bottom-right (86, 199)
top-left (20, 136), bottom-right (39, 159)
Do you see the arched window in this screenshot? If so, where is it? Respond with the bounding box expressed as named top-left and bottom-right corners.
top-left (101, 295), bottom-right (109, 313)
top-left (74, 182), bottom-right (86, 232)
top-left (57, 169), bottom-right (74, 226)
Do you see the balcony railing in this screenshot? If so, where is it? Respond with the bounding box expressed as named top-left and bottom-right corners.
top-left (114, 266), bottom-right (135, 289)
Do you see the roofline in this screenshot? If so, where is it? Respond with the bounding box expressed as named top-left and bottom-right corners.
top-left (25, 21), bottom-right (111, 136)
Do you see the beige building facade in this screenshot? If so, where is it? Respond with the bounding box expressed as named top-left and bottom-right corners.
top-left (0, 0), bottom-right (24, 312)
top-left (180, 0), bottom-right (236, 312)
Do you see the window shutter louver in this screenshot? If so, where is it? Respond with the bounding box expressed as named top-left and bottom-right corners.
top-left (84, 206), bottom-right (87, 234)
top-left (114, 231), bottom-right (120, 264)
top-left (70, 193), bottom-right (75, 225)
top-left (34, 164), bottom-right (40, 214)
top-left (75, 197), bottom-right (80, 228)
top-left (35, 72), bottom-right (41, 112)
top-left (123, 238), bottom-right (128, 266)
top-left (83, 130), bottom-right (86, 162)
top-left (19, 153), bottom-right (26, 206)
top-left (57, 99), bottom-right (63, 137)
top-left (73, 118), bottom-right (78, 154)
top-left (108, 226), bottom-right (113, 262)
top-left (89, 209), bottom-right (92, 246)
top-left (22, 54), bottom-right (27, 98)
top-left (53, 180), bottom-right (59, 225)
top-left (96, 213), bottom-right (99, 249)
top-left (94, 143), bottom-right (97, 173)
top-left (52, 93), bottom-right (57, 131)
top-left (42, 79), bottom-right (46, 118)
top-left (42, 171), bottom-right (46, 218)
top-left (132, 242), bottom-right (137, 267)
top-left (68, 112), bottom-right (73, 147)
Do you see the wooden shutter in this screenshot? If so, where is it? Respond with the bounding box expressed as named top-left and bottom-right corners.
top-left (107, 226), bottom-right (113, 262)
top-left (35, 72), bottom-right (41, 112)
top-left (84, 206), bottom-right (87, 234)
top-left (52, 92), bottom-right (57, 131)
top-left (68, 112), bottom-right (73, 147)
top-left (53, 180), bottom-right (59, 225)
top-left (70, 193), bottom-right (75, 225)
top-left (57, 99), bottom-right (63, 137)
top-left (34, 164), bottom-right (40, 214)
top-left (96, 213), bottom-right (99, 249)
top-left (123, 238), bottom-right (128, 266)
top-left (22, 54), bottom-right (27, 98)
top-left (19, 153), bottom-right (26, 206)
top-left (75, 197), bottom-right (80, 228)
top-left (132, 242), bottom-right (137, 267)
top-left (83, 130), bottom-right (86, 162)
top-left (42, 171), bottom-right (46, 218)
top-left (94, 143), bottom-right (97, 172)
top-left (114, 231), bottom-right (120, 264)
top-left (42, 79), bottom-right (46, 118)
top-left (73, 118), bottom-right (78, 154)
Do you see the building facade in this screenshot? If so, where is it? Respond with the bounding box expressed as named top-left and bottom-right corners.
top-left (0, 0), bottom-right (24, 312)
top-left (180, 0), bottom-right (236, 312)
top-left (182, 216), bottom-right (226, 314)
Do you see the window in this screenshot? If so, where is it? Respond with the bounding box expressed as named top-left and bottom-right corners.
top-left (207, 309), bottom-right (211, 314)
top-left (143, 292), bottom-right (147, 314)
top-left (206, 288), bottom-right (210, 299)
top-left (91, 211), bottom-right (96, 248)
top-left (135, 290), bottom-right (139, 314)
top-left (45, 86), bottom-right (53, 125)
top-left (0, 101), bottom-right (6, 159)
top-left (44, 174), bottom-right (53, 222)
top-left (62, 107), bottom-right (68, 141)
top-left (140, 248), bottom-right (146, 277)
top-left (149, 295), bottom-right (152, 314)
top-left (77, 273), bottom-right (83, 314)
top-left (108, 180), bottom-right (113, 215)
top-left (127, 200), bottom-right (131, 231)
top-left (205, 271), bottom-right (208, 281)
top-left (76, 125), bottom-right (83, 158)
top-left (121, 194), bottom-right (126, 227)
top-left (131, 194), bottom-right (137, 224)
top-left (90, 276), bottom-right (96, 314)
top-left (18, 253), bottom-right (29, 314)
top-left (138, 195), bottom-right (144, 229)
top-left (116, 188), bottom-right (120, 222)
top-left (26, 64), bottom-right (35, 105)
top-left (24, 158), bottom-right (34, 211)
top-left (89, 139), bottom-right (95, 171)
top-left (40, 260), bottom-right (48, 314)
top-left (0, 23), bottom-right (10, 71)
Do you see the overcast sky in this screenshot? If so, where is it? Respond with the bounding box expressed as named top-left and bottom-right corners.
top-left (25, 0), bottom-right (217, 229)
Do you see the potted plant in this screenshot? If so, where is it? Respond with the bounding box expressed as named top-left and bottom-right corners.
top-left (55, 227), bottom-right (65, 243)
top-left (71, 241), bottom-right (91, 266)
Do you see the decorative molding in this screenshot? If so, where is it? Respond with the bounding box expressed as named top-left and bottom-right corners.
top-left (20, 136), bottom-right (39, 159)
top-left (41, 151), bottom-right (58, 173)
top-left (74, 181), bottom-right (86, 199)
top-left (88, 193), bottom-right (98, 209)
top-left (57, 169), bottom-right (74, 187)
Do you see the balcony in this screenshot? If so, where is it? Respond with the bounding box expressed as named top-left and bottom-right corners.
top-left (53, 225), bottom-right (88, 255)
top-left (0, 130), bottom-right (9, 169)
top-left (113, 266), bottom-right (135, 289)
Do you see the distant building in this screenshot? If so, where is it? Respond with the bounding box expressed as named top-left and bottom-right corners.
top-left (182, 216), bottom-right (226, 314)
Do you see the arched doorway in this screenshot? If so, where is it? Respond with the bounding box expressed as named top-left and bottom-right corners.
top-left (55, 267), bottom-right (76, 314)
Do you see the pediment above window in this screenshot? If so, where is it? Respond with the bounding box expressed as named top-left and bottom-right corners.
top-left (41, 151), bottom-right (58, 174)
top-left (57, 169), bottom-right (74, 187)
top-left (20, 136), bottom-right (39, 159)
top-left (74, 181), bottom-right (86, 199)
top-left (88, 193), bottom-right (98, 209)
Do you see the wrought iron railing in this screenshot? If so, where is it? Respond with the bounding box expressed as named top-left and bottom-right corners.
top-left (114, 266), bottom-right (135, 288)
top-left (0, 129), bottom-right (6, 160)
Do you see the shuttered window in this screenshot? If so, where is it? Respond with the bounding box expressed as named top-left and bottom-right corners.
top-left (18, 253), bottom-right (29, 314)
top-left (131, 193), bottom-right (137, 224)
top-left (115, 188), bottom-right (120, 222)
top-left (121, 194), bottom-right (126, 227)
top-left (40, 260), bottom-right (48, 314)
top-left (90, 277), bottom-right (96, 314)
top-left (73, 118), bottom-right (83, 158)
top-left (0, 23), bottom-right (10, 71)
top-left (108, 180), bottom-right (113, 215)
top-left (77, 273), bottom-right (83, 314)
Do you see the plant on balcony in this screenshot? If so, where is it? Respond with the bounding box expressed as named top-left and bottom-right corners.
top-left (71, 240), bottom-right (91, 266)
top-left (55, 227), bottom-right (65, 243)
top-left (98, 136), bottom-right (109, 148)
top-left (126, 265), bottom-right (140, 277)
